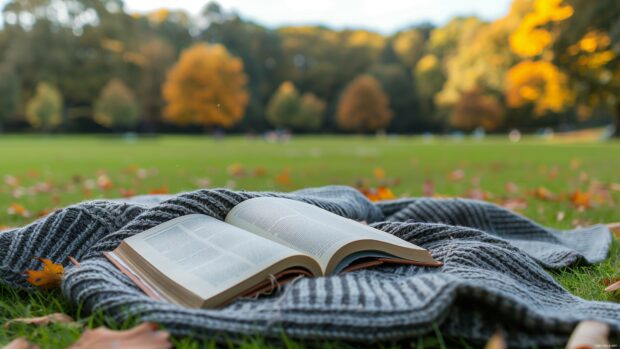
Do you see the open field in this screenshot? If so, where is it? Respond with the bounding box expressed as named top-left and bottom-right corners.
top-left (0, 135), bottom-right (619, 347)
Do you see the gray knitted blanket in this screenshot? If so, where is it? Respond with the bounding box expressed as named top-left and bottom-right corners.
top-left (1, 186), bottom-right (618, 347)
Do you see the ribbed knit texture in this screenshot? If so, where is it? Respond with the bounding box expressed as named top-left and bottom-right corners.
top-left (0, 186), bottom-right (617, 347)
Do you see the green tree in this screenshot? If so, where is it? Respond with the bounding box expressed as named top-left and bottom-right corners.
top-left (337, 75), bottom-right (393, 132)
top-left (267, 81), bottom-right (301, 128)
top-left (94, 79), bottom-right (140, 129)
top-left (25, 82), bottom-right (63, 131)
top-left (297, 92), bottom-right (326, 131)
top-left (266, 81), bottom-right (325, 131)
top-left (137, 38), bottom-right (176, 130)
top-left (0, 64), bottom-right (19, 132)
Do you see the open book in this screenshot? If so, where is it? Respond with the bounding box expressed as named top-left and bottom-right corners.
top-left (105, 197), bottom-right (442, 308)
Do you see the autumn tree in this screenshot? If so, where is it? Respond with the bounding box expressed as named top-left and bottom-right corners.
top-left (25, 82), bottom-right (63, 131)
top-left (94, 79), bottom-right (140, 129)
top-left (162, 43), bottom-right (249, 129)
top-left (506, 0), bottom-right (574, 116)
top-left (337, 75), bottom-right (393, 132)
top-left (552, 0), bottom-right (620, 136)
top-left (266, 81), bottom-right (325, 131)
top-left (451, 88), bottom-right (505, 131)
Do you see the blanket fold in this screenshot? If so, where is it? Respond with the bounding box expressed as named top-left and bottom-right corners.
top-left (0, 185), bottom-right (617, 347)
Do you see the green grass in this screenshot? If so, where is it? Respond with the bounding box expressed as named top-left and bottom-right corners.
top-left (0, 135), bottom-right (619, 348)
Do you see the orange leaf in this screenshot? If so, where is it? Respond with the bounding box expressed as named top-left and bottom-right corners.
top-left (605, 280), bottom-right (620, 292)
top-left (565, 320), bottom-right (609, 349)
top-left (96, 174), bottom-right (113, 190)
top-left (7, 203), bottom-right (30, 218)
top-left (275, 168), bottom-right (292, 186)
top-left (68, 322), bottom-right (171, 349)
top-left (373, 167), bottom-right (386, 180)
top-left (148, 186), bottom-right (169, 195)
top-left (24, 258), bottom-right (64, 289)
top-left (484, 331), bottom-right (506, 349)
top-left (376, 186), bottom-right (396, 200)
top-left (570, 189), bottom-right (591, 208)
top-left (2, 338), bottom-right (39, 349)
top-left (532, 186), bottom-right (555, 201)
top-left (4, 313), bottom-right (77, 329)
top-left (227, 163), bottom-right (246, 177)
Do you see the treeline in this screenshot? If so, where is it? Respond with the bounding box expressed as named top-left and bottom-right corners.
top-left (0, 0), bottom-right (618, 135)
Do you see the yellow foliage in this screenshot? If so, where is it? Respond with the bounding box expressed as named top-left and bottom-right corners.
top-left (347, 30), bottom-right (385, 50)
top-left (415, 54), bottom-right (439, 74)
top-left (506, 60), bottom-right (572, 114)
top-left (148, 8), bottom-right (170, 24)
top-left (162, 43), bottom-right (249, 129)
top-left (509, 0), bottom-right (573, 57)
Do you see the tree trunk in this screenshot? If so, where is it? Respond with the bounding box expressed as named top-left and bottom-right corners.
top-left (613, 102), bottom-right (620, 138)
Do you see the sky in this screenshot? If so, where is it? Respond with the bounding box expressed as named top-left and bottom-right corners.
top-left (0, 0), bottom-right (513, 33)
top-left (125, 0), bottom-right (512, 33)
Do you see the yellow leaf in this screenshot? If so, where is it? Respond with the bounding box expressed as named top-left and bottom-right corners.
top-left (25, 258), bottom-right (64, 289)
top-left (484, 331), bottom-right (507, 349)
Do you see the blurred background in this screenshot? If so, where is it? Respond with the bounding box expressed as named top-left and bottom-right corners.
top-left (0, 0), bottom-right (618, 137)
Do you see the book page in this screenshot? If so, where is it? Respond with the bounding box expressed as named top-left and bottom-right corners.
top-left (226, 197), bottom-right (424, 272)
top-left (123, 214), bottom-right (304, 300)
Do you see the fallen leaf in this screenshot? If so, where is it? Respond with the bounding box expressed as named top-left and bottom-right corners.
top-left (275, 168), bottom-right (292, 186)
top-left (2, 338), bottom-right (39, 349)
top-left (148, 186), bottom-right (169, 195)
top-left (227, 163), bottom-right (246, 177)
top-left (556, 211), bottom-right (565, 222)
top-left (607, 222), bottom-right (620, 237)
top-left (605, 280), bottom-right (620, 292)
top-left (501, 198), bottom-right (528, 211)
top-left (68, 322), bottom-right (171, 349)
top-left (373, 167), bottom-right (386, 180)
top-left (119, 188), bottom-right (136, 198)
top-left (253, 167), bottom-right (267, 177)
top-left (532, 186), bottom-right (555, 201)
top-left (4, 175), bottom-right (20, 187)
top-left (0, 226), bottom-right (15, 232)
top-left (96, 174), bottom-right (113, 190)
top-left (7, 203), bottom-right (30, 218)
top-left (25, 258), bottom-right (64, 289)
top-left (570, 189), bottom-right (591, 209)
top-left (4, 313), bottom-right (77, 329)
top-left (422, 180), bottom-right (434, 197)
top-left (610, 183), bottom-right (620, 192)
top-left (447, 169), bottom-right (465, 182)
top-left (504, 182), bottom-right (519, 194)
top-left (565, 320), bottom-right (609, 349)
top-left (376, 186), bottom-right (396, 200)
top-left (484, 331), bottom-right (506, 349)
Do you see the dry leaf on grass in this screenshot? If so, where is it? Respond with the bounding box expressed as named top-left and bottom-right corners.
top-left (4, 313), bottom-right (77, 329)
top-left (607, 222), bottom-right (620, 237)
top-left (24, 258), bottom-right (64, 289)
top-left (605, 280), bottom-right (620, 292)
top-left (2, 338), bottom-right (39, 349)
top-left (565, 320), bottom-right (609, 349)
top-left (484, 331), bottom-right (507, 349)
top-left (68, 322), bottom-right (171, 349)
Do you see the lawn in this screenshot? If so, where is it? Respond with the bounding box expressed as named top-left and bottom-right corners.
top-left (0, 135), bottom-right (619, 348)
